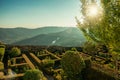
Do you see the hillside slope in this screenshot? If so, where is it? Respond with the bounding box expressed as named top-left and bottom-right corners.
top-left (0, 27), bottom-right (68, 44)
top-left (14, 27), bottom-right (86, 47)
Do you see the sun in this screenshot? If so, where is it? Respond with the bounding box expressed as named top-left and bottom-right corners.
top-left (88, 6), bottom-right (98, 16)
top-left (86, 4), bottom-right (101, 18)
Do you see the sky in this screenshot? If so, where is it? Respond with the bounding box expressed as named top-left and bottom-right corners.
top-left (0, 0), bottom-right (80, 28)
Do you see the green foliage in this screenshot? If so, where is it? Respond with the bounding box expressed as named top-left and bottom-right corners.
top-left (84, 57), bottom-right (92, 68)
top-left (76, 0), bottom-right (120, 51)
top-left (98, 52), bottom-right (107, 58)
top-left (9, 47), bottom-right (21, 58)
top-left (54, 74), bottom-right (62, 80)
top-left (41, 58), bottom-right (55, 68)
top-left (23, 69), bottom-right (47, 80)
top-left (77, 0), bottom-right (120, 70)
top-left (0, 62), bottom-right (4, 70)
top-left (54, 69), bottom-right (68, 80)
top-left (0, 45), bottom-right (5, 62)
top-left (108, 63), bottom-right (115, 69)
top-left (83, 41), bottom-right (109, 57)
top-left (61, 50), bottom-right (85, 80)
top-left (53, 69), bottom-right (62, 80)
top-left (111, 51), bottom-right (120, 60)
top-left (71, 47), bottom-right (77, 51)
top-left (83, 41), bottom-right (97, 55)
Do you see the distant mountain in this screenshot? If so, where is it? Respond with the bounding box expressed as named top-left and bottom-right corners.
top-left (13, 27), bottom-right (86, 47)
top-left (0, 27), bottom-right (68, 44)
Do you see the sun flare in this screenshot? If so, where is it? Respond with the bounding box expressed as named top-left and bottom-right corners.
top-left (88, 6), bottom-right (98, 16)
top-left (86, 4), bottom-right (101, 18)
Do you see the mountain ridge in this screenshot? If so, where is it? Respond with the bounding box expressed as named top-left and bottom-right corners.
top-left (13, 27), bottom-right (86, 47)
top-left (0, 27), bottom-right (86, 46)
top-left (0, 27), bottom-right (69, 44)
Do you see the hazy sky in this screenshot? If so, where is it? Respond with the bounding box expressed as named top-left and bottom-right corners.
top-left (0, 0), bottom-right (80, 28)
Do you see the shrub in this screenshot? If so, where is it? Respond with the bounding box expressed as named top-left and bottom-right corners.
top-left (0, 45), bottom-right (5, 48)
top-left (108, 63), bottom-right (115, 69)
top-left (0, 62), bottom-right (4, 70)
top-left (83, 41), bottom-right (97, 55)
top-left (0, 45), bottom-right (5, 61)
top-left (23, 69), bottom-right (47, 80)
top-left (54, 69), bottom-right (68, 80)
top-left (54, 74), bottom-right (62, 80)
top-left (61, 50), bottom-right (85, 80)
top-left (84, 57), bottom-right (91, 68)
top-left (71, 48), bottom-right (77, 51)
top-left (41, 58), bottom-right (55, 68)
top-left (9, 47), bottom-right (21, 58)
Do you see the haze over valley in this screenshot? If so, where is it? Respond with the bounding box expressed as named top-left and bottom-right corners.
top-left (0, 27), bottom-right (86, 47)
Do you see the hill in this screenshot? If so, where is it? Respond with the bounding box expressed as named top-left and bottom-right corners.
top-left (13, 27), bottom-right (86, 47)
top-left (0, 27), bottom-right (68, 44)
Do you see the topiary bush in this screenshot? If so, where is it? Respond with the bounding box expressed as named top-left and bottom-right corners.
top-left (83, 41), bottom-right (97, 55)
top-left (61, 50), bottom-right (85, 80)
top-left (0, 62), bottom-right (4, 70)
top-left (71, 48), bottom-right (77, 51)
top-left (23, 69), bottom-right (47, 80)
top-left (53, 69), bottom-right (68, 80)
top-left (0, 45), bottom-right (5, 62)
top-left (84, 57), bottom-right (92, 68)
top-left (41, 58), bottom-right (55, 68)
top-left (9, 47), bottom-right (21, 58)
top-left (41, 58), bottom-right (55, 74)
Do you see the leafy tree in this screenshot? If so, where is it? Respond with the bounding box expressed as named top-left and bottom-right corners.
top-left (23, 69), bottom-right (47, 80)
top-left (76, 0), bottom-right (120, 72)
top-left (76, 0), bottom-right (120, 51)
top-left (9, 47), bottom-right (21, 58)
top-left (61, 50), bottom-right (85, 80)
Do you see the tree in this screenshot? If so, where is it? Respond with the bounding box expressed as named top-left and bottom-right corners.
top-left (23, 69), bottom-right (47, 80)
top-left (9, 47), bottom-right (21, 58)
top-left (61, 50), bottom-right (85, 80)
top-left (76, 0), bottom-right (120, 51)
top-left (76, 0), bottom-right (120, 77)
